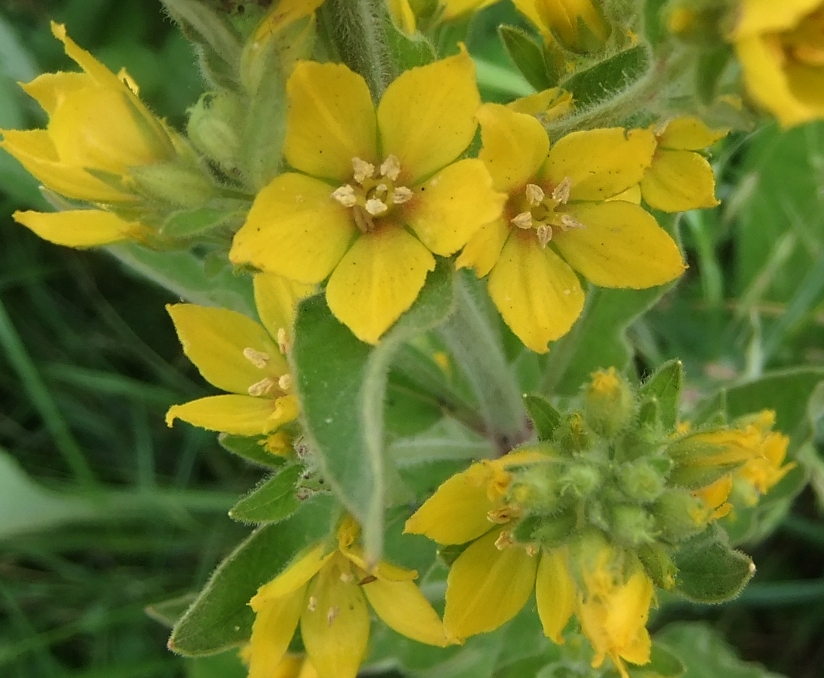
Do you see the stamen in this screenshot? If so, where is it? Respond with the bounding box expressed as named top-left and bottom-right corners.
top-left (340, 572), bottom-right (355, 583)
top-left (331, 184), bottom-right (357, 207)
top-left (278, 374), bottom-right (292, 391)
top-left (511, 211), bottom-right (533, 229)
top-left (248, 377), bottom-right (277, 397)
top-left (326, 606), bottom-right (339, 626)
top-left (537, 224), bottom-right (553, 248)
top-left (374, 183), bottom-right (388, 198)
top-left (365, 198), bottom-right (389, 216)
top-left (243, 347), bottom-right (270, 369)
top-left (380, 154), bottom-right (402, 181)
top-left (392, 186), bottom-right (413, 204)
top-left (494, 531), bottom-right (514, 551)
top-left (525, 183), bottom-right (545, 206)
top-left (552, 177), bottom-right (572, 204)
top-left (307, 596), bottom-right (317, 612)
top-left (560, 213), bottom-right (586, 230)
top-left (276, 328), bottom-right (289, 355)
top-left (525, 544), bottom-right (539, 557)
top-left (352, 157), bottom-right (375, 184)
top-left (487, 507), bottom-right (515, 524)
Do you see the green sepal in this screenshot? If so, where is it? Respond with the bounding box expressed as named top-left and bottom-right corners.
top-left (560, 44), bottom-right (649, 109)
top-left (626, 642), bottom-right (686, 678)
top-left (168, 494), bottom-right (337, 655)
top-left (291, 260), bottom-right (454, 561)
top-left (668, 459), bottom-right (743, 490)
top-left (384, 12), bottom-right (436, 72)
top-left (161, 204), bottom-right (246, 239)
top-left (498, 25), bottom-right (554, 90)
top-left (637, 542), bottom-right (677, 591)
top-left (523, 393), bottom-right (562, 441)
top-left (696, 46), bottom-right (733, 104)
top-left (228, 464), bottom-right (303, 524)
top-left (672, 526), bottom-right (755, 603)
top-left (218, 433), bottom-right (285, 469)
top-left (639, 359), bottom-right (683, 431)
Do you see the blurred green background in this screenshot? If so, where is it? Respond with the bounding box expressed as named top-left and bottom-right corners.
top-left (1, 1), bottom-right (823, 677)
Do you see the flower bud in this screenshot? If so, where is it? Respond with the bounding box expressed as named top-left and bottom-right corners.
top-left (561, 462), bottom-right (601, 499)
top-left (187, 91), bottom-right (245, 175)
top-left (584, 368), bottom-right (635, 437)
top-left (530, 508), bottom-right (578, 548)
top-left (637, 542), bottom-right (677, 590)
top-left (557, 412), bottom-right (592, 453)
top-left (653, 489), bottom-right (707, 543)
top-left (509, 464), bottom-right (563, 513)
top-left (610, 504), bottom-right (656, 548)
top-left (129, 162), bottom-right (217, 208)
top-left (618, 459), bottom-right (667, 503)
top-left (514, 0), bottom-right (611, 53)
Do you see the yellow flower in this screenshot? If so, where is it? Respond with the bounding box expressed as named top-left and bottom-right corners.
top-left (455, 104), bottom-right (685, 353)
top-left (640, 117), bottom-right (727, 213)
top-left (0, 22), bottom-right (179, 204)
top-left (387, 0), bottom-right (501, 33)
top-left (507, 87), bottom-right (575, 124)
top-left (732, 0), bottom-right (824, 127)
top-left (512, 0), bottom-right (611, 52)
top-left (248, 517), bottom-right (448, 678)
top-left (10, 209), bottom-right (150, 248)
top-left (164, 274), bottom-right (312, 438)
top-left (230, 51), bottom-right (505, 344)
top-left (405, 456), bottom-right (653, 677)
top-left (239, 650), bottom-right (319, 678)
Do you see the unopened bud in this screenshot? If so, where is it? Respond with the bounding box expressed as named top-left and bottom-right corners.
top-left (637, 543), bottom-right (677, 590)
top-left (584, 368), bottom-right (635, 437)
top-left (610, 504), bottom-right (656, 548)
top-left (618, 459), bottom-right (667, 503)
top-left (561, 463), bottom-right (601, 499)
top-left (529, 509), bottom-right (577, 549)
top-left (129, 162), bottom-right (216, 208)
top-left (653, 489), bottom-right (707, 543)
top-left (187, 91), bottom-right (244, 175)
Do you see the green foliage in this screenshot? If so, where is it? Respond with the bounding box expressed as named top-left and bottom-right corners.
top-left (673, 527), bottom-right (754, 603)
top-left (560, 44), bottom-right (650, 109)
top-left (228, 464), bottom-right (303, 524)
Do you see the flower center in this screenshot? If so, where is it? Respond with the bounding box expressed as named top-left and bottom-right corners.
top-left (242, 347), bottom-right (291, 397)
top-left (779, 10), bottom-right (824, 66)
top-left (331, 155), bottom-right (414, 233)
top-left (509, 177), bottom-right (584, 247)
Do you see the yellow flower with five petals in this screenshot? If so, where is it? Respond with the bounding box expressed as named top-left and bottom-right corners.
top-left (229, 51), bottom-right (506, 344)
top-left (456, 104), bottom-right (685, 353)
top-left (165, 274), bottom-right (312, 440)
top-left (732, 0), bottom-right (824, 127)
top-left (248, 516), bottom-right (448, 678)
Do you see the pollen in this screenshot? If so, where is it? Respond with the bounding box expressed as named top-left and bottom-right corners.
top-left (248, 377), bottom-right (277, 397)
top-left (525, 183), bottom-right (545, 206)
top-left (512, 211), bottom-right (533, 229)
top-left (352, 157), bottom-right (375, 183)
top-left (243, 347), bottom-right (270, 369)
top-left (276, 327), bottom-right (289, 355)
top-left (331, 184), bottom-right (357, 207)
top-left (326, 606), bottom-right (340, 626)
top-left (278, 373), bottom-right (292, 391)
top-left (380, 154), bottom-right (402, 181)
top-left (552, 177), bottom-right (572, 204)
top-left (307, 595), bottom-right (318, 612)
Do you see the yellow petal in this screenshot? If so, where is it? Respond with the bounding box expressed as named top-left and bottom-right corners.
top-left (507, 88), bottom-right (574, 122)
top-left (640, 150), bottom-right (719, 212)
top-left (252, 543), bottom-right (333, 606)
top-left (511, 0), bottom-right (547, 34)
top-left (20, 71), bottom-right (90, 116)
top-left (441, 0), bottom-right (500, 20)
top-left (260, 0), bottom-right (325, 29)
top-left (387, 0), bottom-right (417, 32)
top-left (248, 588), bottom-right (306, 678)
top-left (733, 0), bottom-right (822, 37)
top-left (301, 558), bottom-right (371, 678)
top-left (543, 128), bottom-right (656, 202)
top-left (378, 49), bottom-right (480, 184)
top-left (444, 529), bottom-right (538, 639)
top-left (405, 158), bottom-right (506, 256)
top-left (339, 545), bottom-right (418, 582)
top-left (476, 103), bottom-right (549, 193)
top-left (165, 394), bottom-right (291, 436)
top-left (658, 117), bottom-right (727, 151)
top-left (607, 184), bottom-right (641, 204)
top-left (455, 217), bottom-right (509, 278)
top-left (404, 461), bottom-right (498, 545)
top-left (230, 173), bottom-right (357, 284)
top-left (254, 273), bottom-right (316, 341)
top-left (363, 578), bottom-right (449, 646)
top-left (325, 226), bottom-right (435, 344)
top-left (284, 61), bottom-right (378, 182)
top-left (553, 201), bottom-right (686, 288)
top-left (51, 22), bottom-right (126, 90)
top-left (12, 209), bottom-right (136, 247)
top-left (487, 230), bottom-right (585, 354)
top-left (167, 303), bottom-right (285, 394)
top-left (535, 549), bottom-right (576, 644)
top-left (735, 36), bottom-right (813, 127)
top-left (0, 130), bottom-right (133, 203)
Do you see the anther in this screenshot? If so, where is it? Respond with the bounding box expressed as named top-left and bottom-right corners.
top-left (278, 374), bottom-right (292, 391)
top-left (331, 184), bottom-right (357, 207)
top-left (277, 328), bottom-right (289, 355)
top-left (392, 186), bottom-right (413, 204)
top-left (494, 531), bottom-right (514, 551)
top-left (326, 606), bottom-right (339, 626)
top-left (487, 507), bottom-right (514, 524)
top-left (340, 572), bottom-right (355, 583)
top-left (374, 183), bottom-right (388, 198)
top-left (365, 198), bottom-right (389, 216)
top-left (525, 183), bottom-right (545, 206)
top-left (352, 157), bottom-right (375, 184)
top-left (560, 213), bottom-right (586, 230)
top-left (537, 224), bottom-right (553, 248)
top-left (511, 212), bottom-right (534, 229)
top-left (380, 154), bottom-right (401, 181)
top-left (525, 545), bottom-right (539, 557)
top-left (248, 377), bottom-right (277, 397)
top-left (307, 596), bottom-right (318, 612)
top-left (552, 177), bottom-right (572, 204)
top-left (243, 347), bottom-right (270, 369)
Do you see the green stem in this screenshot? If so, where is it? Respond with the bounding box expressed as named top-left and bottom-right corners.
top-left (319, 0), bottom-right (394, 99)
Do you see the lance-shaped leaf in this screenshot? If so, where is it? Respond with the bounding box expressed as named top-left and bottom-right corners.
top-left (291, 261), bottom-right (454, 561)
top-left (523, 393), bottom-right (562, 441)
top-left (228, 464), bottom-right (303, 524)
top-left (499, 26), bottom-right (554, 90)
top-left (560, 44), bottom-right (649, 109)
top-left (639, 359), bottom-right (683, 431)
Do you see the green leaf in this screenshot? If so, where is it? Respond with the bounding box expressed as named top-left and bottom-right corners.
top-left (657, 622), bottom-right (786, 678)
top-left (523, 393), bottom-right (562, 441)
top-left (560, 44), bottom-right (649, 109)
top-left (627, 642), bottom-right (686, 678)
top-left (383, 13), bottom-right (436, 72)
top-left (672, 526), bottom-right (754, 603)
top-left (639, 360), bottom-right (684, 431)
top-left (499, 26), bottom-right (552, 90)
top-left (146, 593), bottom-right (199, 628)
top-left (168, 495), bottom-right (336, 655)
top-left (543, 285), bottom-right (672, 396)
top-left (292, 261), bottom-right (454, 560)
top-left (228, 465), bottom-right (302, 524)
top-left (218, 433), bottom-right (285, 469)
top-left (162, 204), bottom-right (246, 239)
